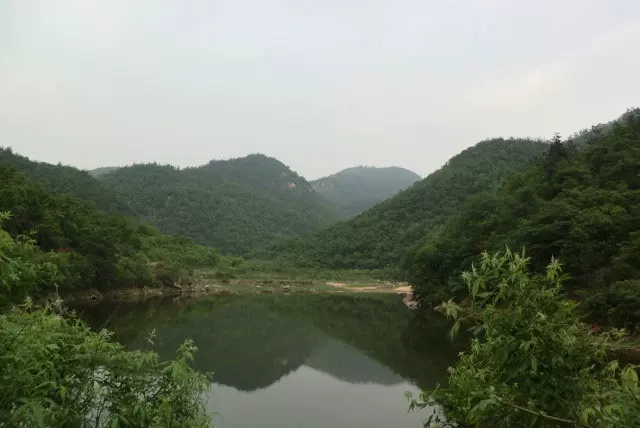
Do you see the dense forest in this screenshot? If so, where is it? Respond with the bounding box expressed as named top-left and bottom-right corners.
top-left (97, 154), bottom-right (340, 254)
top-left (406, 110), bottom-right (640, 328)
top-left (311, 166), bottom-right (421, 218)
top-left (0, 148), bottom-right (132, 215)
top-left (0, 162), bottom-right (223, 306)
top-left (256, 139), bottom-right (548, 270)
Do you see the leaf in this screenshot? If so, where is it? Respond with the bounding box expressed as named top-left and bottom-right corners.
top-left (531, 355), bottom-right (538, 372)
top-left (30, 401), bottom-right (44, 428)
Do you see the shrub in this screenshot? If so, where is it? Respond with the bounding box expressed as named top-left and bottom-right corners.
top-left (411, 249), bottom-right (640, 428)
top-left (583, 280), bottom-right (640, 331)
top-left (0, 302), bottom-right (212, 427)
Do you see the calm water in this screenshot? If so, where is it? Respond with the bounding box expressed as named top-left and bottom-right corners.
top-left (77, 293), bottom-right (465, 428)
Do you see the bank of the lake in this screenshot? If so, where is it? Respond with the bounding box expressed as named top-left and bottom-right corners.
top-left (76, 293), bottom-right (467, 428)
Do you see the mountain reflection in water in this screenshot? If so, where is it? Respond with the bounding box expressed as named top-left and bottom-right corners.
top-left (78, 293), bottom-right (467, 428)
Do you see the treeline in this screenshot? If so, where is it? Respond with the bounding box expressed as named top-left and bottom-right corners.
top-left (0, 148), bottom-right (132, 215)
top-left (0, 163), bottom-right (222, 305)
top-left (256, 138), bottom-right (548, 269)
top-left (406, 110), bottom-right (640, 328)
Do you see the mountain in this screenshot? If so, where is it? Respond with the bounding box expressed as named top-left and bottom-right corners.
top-left (256, 138), bottom-right (548, 270)
top-left (97, 154), bottom-right (340, 254)
top-left (310, 166), bottom-right (421, 218)
top-left (88, 166), bottom-right (121, 177)
top-left (0, 148), bottom-right (132, 215)
top-left (406, 109), bottom-right (640, 308)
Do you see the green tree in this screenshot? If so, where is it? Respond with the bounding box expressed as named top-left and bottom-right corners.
top-left (411, 249), bottom-right (640, 427)
top-left (0, 239), bottom-right (212, 427)
top-left (0, 302), bottom-right (212, 427)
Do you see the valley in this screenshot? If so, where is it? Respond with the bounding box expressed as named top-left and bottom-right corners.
top-left (2, 109), bottom-right (640, 427)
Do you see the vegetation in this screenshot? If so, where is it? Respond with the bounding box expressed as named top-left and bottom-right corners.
top-left (0, 148), bottom-right (132, 215)
top-left (406, 110), bottom-right (640, 324)
top-left (411, 249), bottom-right (640, 427)
top-left (311, 166), bottom-right (421, 218)
top-left (0, 164), bottom-right (221, 304)
top-left (582, 280), bottom-right (640, 332)
top-left (97, 154), bottom-right (340, 254)
top-left (0, 303), bottom-right (211, 426)
top-left (257, 138), bottom-right (547, 269)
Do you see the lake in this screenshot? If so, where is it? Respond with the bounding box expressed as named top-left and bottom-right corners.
top-left (77, 293), bottom-right (465, 428)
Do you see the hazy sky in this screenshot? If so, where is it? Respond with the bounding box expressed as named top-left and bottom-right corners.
top-left (1, 1), bottom-right (640, 179)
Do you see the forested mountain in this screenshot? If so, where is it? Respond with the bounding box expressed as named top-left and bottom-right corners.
top-left (0, 148), bottom-right (131, 215)
top-left (0, 163), bottom-right (222, 305)
top-left (406, 109), bottom-right (640, 309)
top-left (257, 138), bottom-right (548, 269)
top-left (97, 154), bottom-right (340, 254)
top-left (311, 166), bottom-right (421, 218)
top-left (88, 166), bottom-right (121, 177)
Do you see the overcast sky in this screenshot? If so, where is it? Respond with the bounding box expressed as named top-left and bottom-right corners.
top-left (1, 1), bottom-right (639, 179)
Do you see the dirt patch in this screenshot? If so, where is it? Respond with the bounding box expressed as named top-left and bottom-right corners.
top-left (325, 281), bottom-right (412, 294)
top-left (326, 282), bottom-right (347, 287)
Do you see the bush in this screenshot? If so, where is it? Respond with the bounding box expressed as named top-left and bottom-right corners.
top-left (583, 280), bottom-right (640, 331)
top-left (411, 249), bottom-right (640, 428)
top-left (0, 302), bottom-right (212, 427)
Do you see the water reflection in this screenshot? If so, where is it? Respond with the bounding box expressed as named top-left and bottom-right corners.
top-left (78, 293), bottom-right (466, 427)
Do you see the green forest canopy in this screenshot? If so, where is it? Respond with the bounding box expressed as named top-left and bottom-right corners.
top-left (96, 154), bottom-right (341, 254)
top-left (256, 138), bottom-right (548, 270)
top-left (0, 162), bottom-right (222, 305)
top-left (0, 148), bottom-right (132, 215)
top-left (406, 110), bottom-right (640, 315)
top-left (311, 166), bottom-right (421, 218)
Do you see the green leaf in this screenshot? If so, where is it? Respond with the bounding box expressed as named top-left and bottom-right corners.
top-left (30, 401), bottom-right (44, 428)
top-left (531, 355), bottom-right (537, 372)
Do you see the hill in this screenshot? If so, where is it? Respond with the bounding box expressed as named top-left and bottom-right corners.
top-left (0, 162), bottom-right (222, 305)
top-left (257, 138), bottom-right (548, 270)
top-left (311, 166), bottom-right (421, 218)
top-left (0, 148), bottom-right (132, 215)
top-left (97, 154), bottom-right (340, 254)
top-left (406, 109), bottom-right (640, 309)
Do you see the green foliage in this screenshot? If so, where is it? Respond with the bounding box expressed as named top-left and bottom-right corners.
top-left (411, 249), bottom-right (640, 428)
top-left (407, 109), bottom-right (640, 310)
top-left (0, 148), bottom-right (132, 215)
top-left (0, 164), bottom-right (221, 302)
top-left (97, 154), bottom-right (340, 254)
top-left (258, 138), bottom-right (547, 269)
top-left (0, 302), bottom-right (211, 427)
top-left (582, 280), bottom-right (640, 331)
top-left (311, 166), bottom-right (421, 218)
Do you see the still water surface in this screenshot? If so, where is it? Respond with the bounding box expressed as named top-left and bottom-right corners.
top-left (79, 293), bottom-right (465, 428)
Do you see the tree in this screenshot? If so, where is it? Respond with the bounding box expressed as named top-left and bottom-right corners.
top-left (411, 249), bottom-right (640, 428)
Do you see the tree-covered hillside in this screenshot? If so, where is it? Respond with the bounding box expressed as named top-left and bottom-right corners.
top-left (98, 154), bottom-right (339, 254)
top-left (406, 109), bottom-right (640, 311)
top-left (257, 139), bottom-right (548, 269)
top-left (311, 166), bottom-right (421, 218)
top-left (0, 163), bottom-right (222, 305)
top-left (0, 148), bottom-right (131, 215)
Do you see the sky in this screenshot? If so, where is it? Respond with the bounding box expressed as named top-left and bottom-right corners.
top-left (1, 1), bottom-right (640, 180)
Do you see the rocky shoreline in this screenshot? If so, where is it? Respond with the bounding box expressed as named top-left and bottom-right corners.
top-left (60, 281), bottom-right (224, 305)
